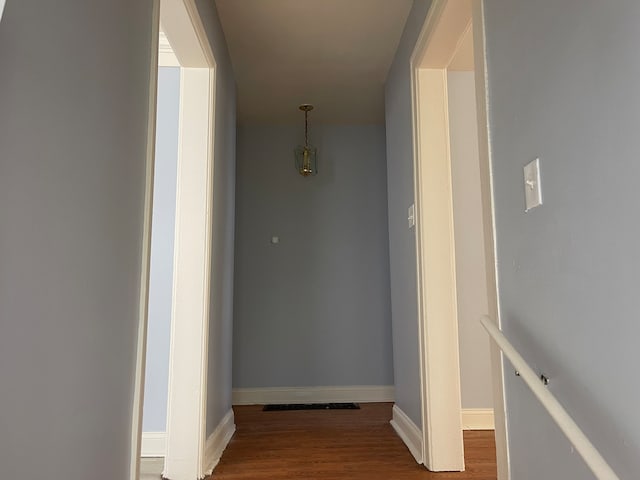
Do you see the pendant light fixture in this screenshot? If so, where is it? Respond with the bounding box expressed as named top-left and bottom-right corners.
top-left (294, 104), bottom-right (318, 177)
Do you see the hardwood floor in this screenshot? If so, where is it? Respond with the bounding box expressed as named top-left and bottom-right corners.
top-left (209, 403), bottom-right (496, 480)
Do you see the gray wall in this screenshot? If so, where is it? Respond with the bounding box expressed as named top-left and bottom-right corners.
top-left (195, 0), bottom-right (238, 436)
top-left (484, 0), bottom-right (640, 477)
top-left (384, 0), bottom-right (432, 427)
top-left (447, 72), bottom-right (493, 409)
top-left (233, 124), bottom-right (394, 388)
top-left (0, 1), bottom-right (154, 479)
top-left (142, 67), bottom-right (180, 433)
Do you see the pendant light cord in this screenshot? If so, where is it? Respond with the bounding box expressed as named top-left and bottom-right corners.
top-left (304, 110), bottom-right (309, 148)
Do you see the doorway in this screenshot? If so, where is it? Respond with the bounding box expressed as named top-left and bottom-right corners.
top-left (131, 1), bottom-right (219, 480)
top-left (410, 0), bottom-right (508, 477)
top-left (138, 31), bottom-right (181, 478)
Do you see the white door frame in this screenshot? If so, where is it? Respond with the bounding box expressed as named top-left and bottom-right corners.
top-left (132, 1), bottom-right (217, 479)
top-left (410, 0), bottom-right (509, 477)
top-left (130, 1), bottom-right (161, 478)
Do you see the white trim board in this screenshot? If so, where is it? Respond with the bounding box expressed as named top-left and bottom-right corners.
top-left (130, 2), bottom-right (161, 479)
top-left (409, 0), bottom-right (508, 475)
top-left (232, 386), bottom-right (395, 405)
top-left (389, 406), bottom-right (494, 467)
top-left (471, 1), bottom-right (510, 477)
top-left (413, 65), bottom-right (466, 472)
top-left (161, 2), bottom-right (217, 479)
top-left (134, 1), bottom-right (217, 480)
top-left (141, 432), bottom-right (167, 458)
top-left (203, 409), bottom-right (236, 476)
top-left (164, 66), bottom-right (215, 480)
top-left (461, 408), bottom-right (495, 430)
top-left (390, 405), bottom-right (423, 464)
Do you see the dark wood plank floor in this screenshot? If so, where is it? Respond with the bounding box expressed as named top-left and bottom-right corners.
top-left (209, 403), bottom-right (496, 480)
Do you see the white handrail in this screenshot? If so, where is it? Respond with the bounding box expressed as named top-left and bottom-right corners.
top-left (480, 316), bottom-right (620, 480)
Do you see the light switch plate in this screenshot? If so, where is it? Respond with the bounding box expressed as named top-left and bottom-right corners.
top-left (524, 158), bottom-right (542, 211)
top-left (408, 204), bottom-right (415, 229)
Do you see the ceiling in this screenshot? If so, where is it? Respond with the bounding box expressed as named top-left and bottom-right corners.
top-left (214, 0), bottom-right (413, 124)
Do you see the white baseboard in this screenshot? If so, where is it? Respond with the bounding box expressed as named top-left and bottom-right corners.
top-left (141, 432), bottom-right (167, 458)
top-left (461, 408), bottom-right (495, 430)
top-left (203, 408), bottom-right (236, 475)
top-left (390, 405), bottom-right (423, 464)
top-left (232, 385), bottom-right (395, 405)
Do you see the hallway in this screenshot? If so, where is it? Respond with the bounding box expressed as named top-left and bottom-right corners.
top-left (210, 403), bottom-right (496, 479)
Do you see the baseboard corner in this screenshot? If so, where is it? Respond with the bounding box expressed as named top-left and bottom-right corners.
top-left (390, 404), bottom-right (423, 464)
top-left (203, 408), bottom-right (236, 475)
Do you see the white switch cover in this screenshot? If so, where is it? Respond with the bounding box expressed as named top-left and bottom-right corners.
top-left (408, 204), bottom-right (415, 229)
top-left (524, 158), bottom-right (543, 212)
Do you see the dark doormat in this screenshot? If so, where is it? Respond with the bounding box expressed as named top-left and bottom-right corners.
top-left (263, 402), bottom-right (360, 411)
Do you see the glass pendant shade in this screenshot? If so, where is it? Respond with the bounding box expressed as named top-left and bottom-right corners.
top-left (294, 144), bottom-right (318, 176)
top-left (294, 104), bottom-right (318, 177)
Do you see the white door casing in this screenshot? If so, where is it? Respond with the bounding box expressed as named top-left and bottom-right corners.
top-left (162, 1), bottom-right (216, 478)
top-left (410, 0), bottom-right (509, 476)
top-left (163, 65), bottom-right (214, 480)
top-left (134, 1), bottom-right (217, 479)
top-left (471, 1), bottom-right (510, 478)
top-left (131, 1), bottom-right (161, 479)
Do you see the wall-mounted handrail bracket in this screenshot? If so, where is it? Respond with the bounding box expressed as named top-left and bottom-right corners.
top-left (480, 316), bottom-right (620, 480)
